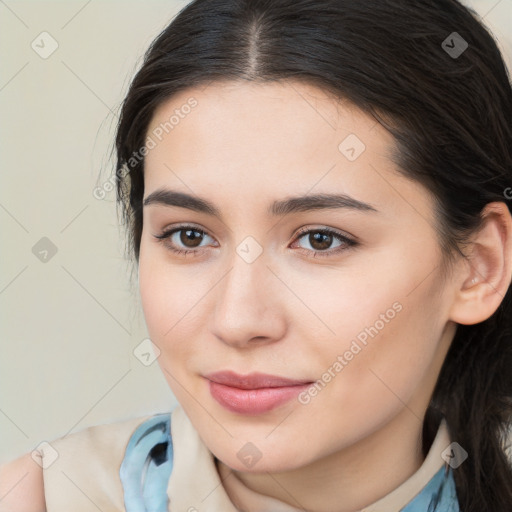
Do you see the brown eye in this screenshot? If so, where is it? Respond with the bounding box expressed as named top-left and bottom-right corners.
top-left (153, 225), bottom-right (216, 256)
top-left (179, 228), bottom-right (205, 248)
top-left (292, 227), bottom-right (357, 258)
top-left (307, 231), bottom-right (334, 251)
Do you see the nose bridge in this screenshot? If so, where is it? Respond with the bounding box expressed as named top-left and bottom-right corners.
top-left (217, 244), bottom-right (269, 319)
top-left (211, 240), bottom-right (285, 346)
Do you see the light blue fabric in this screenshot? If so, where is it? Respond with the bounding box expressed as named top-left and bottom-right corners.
top-left (119, 413), bottom-right (173, 512)
top-left (401, 465), bottom-right (460, 511)
top-left (120, 414), bottom-right (460, 511)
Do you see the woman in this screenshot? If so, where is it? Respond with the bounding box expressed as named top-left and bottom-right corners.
top-left (1, 0), bottom-right (512, 510)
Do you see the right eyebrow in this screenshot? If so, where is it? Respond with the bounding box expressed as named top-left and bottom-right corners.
top-left (143, 189), bottom-right (219, 216)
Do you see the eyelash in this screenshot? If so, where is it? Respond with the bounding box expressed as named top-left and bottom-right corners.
top-left (153, 224), bottom-right (358, 259)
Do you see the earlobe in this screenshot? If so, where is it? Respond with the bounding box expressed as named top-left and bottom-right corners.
top-left (449, 202), bottom-right (512, 326)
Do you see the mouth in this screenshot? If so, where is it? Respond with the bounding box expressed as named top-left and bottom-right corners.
top-left (204, 371), bottom-right (314, 415)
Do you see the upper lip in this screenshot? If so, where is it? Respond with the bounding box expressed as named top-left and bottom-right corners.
top-left (204, 370), bottom-right (313, 389)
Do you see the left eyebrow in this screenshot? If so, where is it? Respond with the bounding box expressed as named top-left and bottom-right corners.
top-left (142, 189), bottom-right (379, 217)
top-left (269, 192), bottom-right (379, 216)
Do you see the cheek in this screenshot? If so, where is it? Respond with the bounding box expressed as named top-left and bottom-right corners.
top-left (138, 253), bottom-right (168, 340)
top-left (293, 247), bottom-right (446, 412)
top-left (333, 301), bottom-right (442, 428)
top-left (138, 250), bottom-right (201, 402)
top-left (279, 258), bottom-right (405, 351)
top-left (138, 239), bottom-right (195, 336)
top-left (138, 241), bottom-right (215, 373)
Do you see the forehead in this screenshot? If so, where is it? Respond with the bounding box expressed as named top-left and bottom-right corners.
top-left (145, 80), bottom-right (387, 166)
top-left (142, 80), bottom-right (431, 221)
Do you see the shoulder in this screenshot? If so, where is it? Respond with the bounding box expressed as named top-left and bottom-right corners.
top-left (44, 413), bottom-right (159, 459)
top-left (0, 413), bottom-right (170, 512)
top-left (0, 452), bottom-right (45, 512)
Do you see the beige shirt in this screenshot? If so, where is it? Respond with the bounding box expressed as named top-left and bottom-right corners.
top-left (37, 405), bottom-right (453, 511)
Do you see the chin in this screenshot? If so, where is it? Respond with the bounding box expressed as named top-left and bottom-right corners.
top-left (210, 437), bottom-right (318, 474)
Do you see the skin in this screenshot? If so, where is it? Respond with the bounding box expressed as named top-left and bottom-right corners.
top-left (0, 80), bottom-right (510, 512)
top-left (138, 80), bottom-right (512, 511)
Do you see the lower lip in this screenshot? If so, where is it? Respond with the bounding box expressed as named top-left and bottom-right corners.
top-left (208, 380), bottom-right (311, 415)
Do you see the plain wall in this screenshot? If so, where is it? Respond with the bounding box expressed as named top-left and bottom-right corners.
top-left (1, 0), bottom-right (511, 463)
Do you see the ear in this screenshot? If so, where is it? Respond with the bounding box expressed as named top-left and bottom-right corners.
top-left (449, 202), bottom-right (512, 325)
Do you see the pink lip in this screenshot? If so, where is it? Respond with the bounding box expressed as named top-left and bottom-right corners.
top-left (205, 371), bottom-right (313, 415)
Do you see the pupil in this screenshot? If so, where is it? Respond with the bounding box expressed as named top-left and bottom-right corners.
top-left (311, 232), bottom-right (331, 250)
top-left (181, 229), bottom-right (202, 248)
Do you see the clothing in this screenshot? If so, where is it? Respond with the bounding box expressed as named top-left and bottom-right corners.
top-left (36, 405), bottom-right (459, 511)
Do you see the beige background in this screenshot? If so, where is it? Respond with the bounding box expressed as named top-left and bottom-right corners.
top-left (1, 0), bottom-right (511, 463)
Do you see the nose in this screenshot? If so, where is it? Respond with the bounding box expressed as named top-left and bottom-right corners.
top-left (210, 252), bottom-right (287, 349)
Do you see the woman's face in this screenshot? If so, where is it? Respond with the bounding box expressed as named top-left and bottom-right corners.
top-left (138, 80), bottom-right (458, 473)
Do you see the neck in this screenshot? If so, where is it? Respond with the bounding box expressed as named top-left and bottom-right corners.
top-left (219, 408), bottom-right (426, 512)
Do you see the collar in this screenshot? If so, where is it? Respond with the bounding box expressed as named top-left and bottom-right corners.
top-left (119, 405), bottom-right (460, 511)
top-left (168, 406), bottom-right (459, 511)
